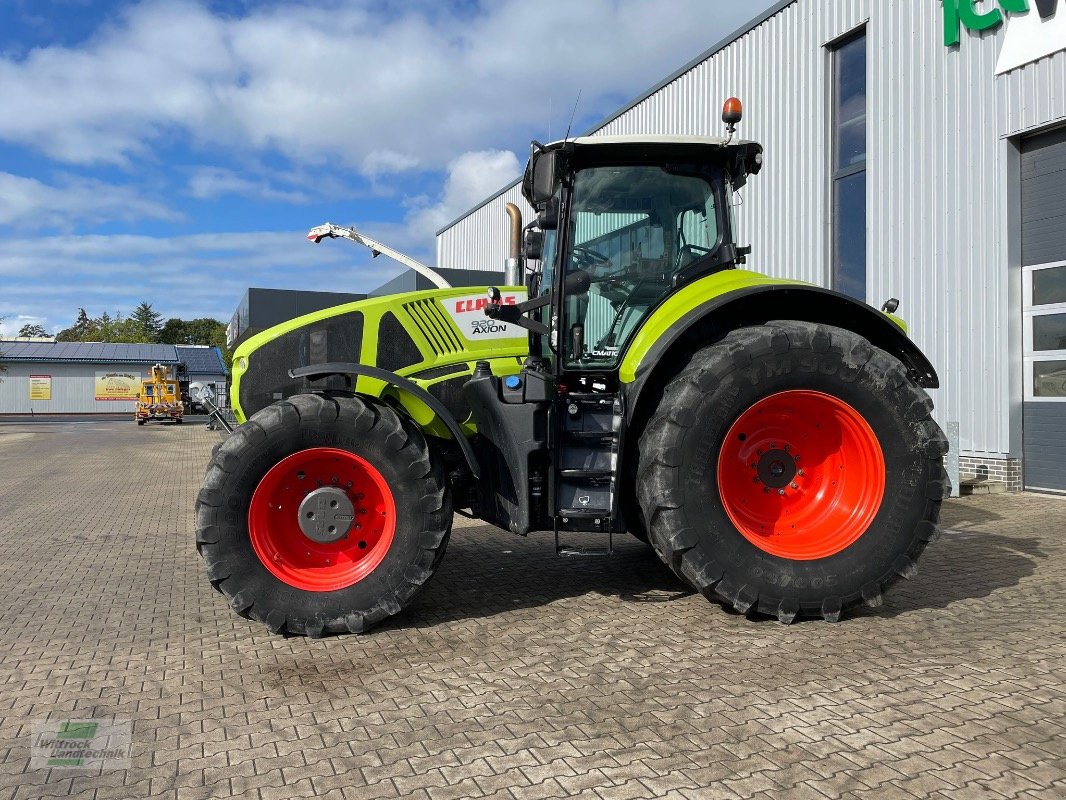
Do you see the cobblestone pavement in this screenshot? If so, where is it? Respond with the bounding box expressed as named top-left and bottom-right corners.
top-left (0, 420), bottom-right (1063, 800)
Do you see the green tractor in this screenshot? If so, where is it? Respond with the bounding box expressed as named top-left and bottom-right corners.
top-left (197, 100), bottom-right (947, 636)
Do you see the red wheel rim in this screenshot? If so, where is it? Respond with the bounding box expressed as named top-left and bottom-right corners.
top-left (716, 390), bottom-right (885, 560)
top-left (248, 448), bottom-right (396, 591)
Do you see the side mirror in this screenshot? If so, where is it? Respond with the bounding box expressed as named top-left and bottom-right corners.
top-left (524, 228), bottom-right (544, 261)
top-left (530, 151), bottom-right (559, 203)
top-left (536, 197), bottom-right (560, 230)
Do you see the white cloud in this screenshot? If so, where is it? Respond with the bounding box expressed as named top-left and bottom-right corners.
top-left (405, 149), bottom-right (521, 240)
top-left (185, 166), bottom-right (310, 203)
top-left (0, 172), bottom-right (180, 228)
top-left (0, 0), bottom-right (769, 173)
top-left (0, 314), bottom-right (50, 337)
top-left (362, 150), bottom-right (420, 177)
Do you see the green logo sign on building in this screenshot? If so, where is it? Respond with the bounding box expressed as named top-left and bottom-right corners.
top-left (943, 0), bottom-right (1058, 47)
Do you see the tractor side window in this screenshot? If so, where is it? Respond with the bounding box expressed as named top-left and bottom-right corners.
top-left (564, 165), bottom-right (721, 366)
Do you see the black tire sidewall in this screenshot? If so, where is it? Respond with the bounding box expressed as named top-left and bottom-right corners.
top-left (666, 331), bottom-right (931, 607)
top-left (209, 398), bottom-right (441, 626)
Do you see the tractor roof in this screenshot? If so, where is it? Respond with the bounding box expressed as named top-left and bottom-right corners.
top-left (524, 135), bottom-right (764, 206)
top-left (553, 134), bottom-right (756, 149)
top-left (537, 134), bottom-right (763, 171)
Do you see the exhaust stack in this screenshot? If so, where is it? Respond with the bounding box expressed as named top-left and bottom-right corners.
top-left (504, 202), bottom-right (523, 287)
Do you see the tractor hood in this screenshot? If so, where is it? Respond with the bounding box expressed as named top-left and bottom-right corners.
top-left (229, 285), bottom-right (529, 425)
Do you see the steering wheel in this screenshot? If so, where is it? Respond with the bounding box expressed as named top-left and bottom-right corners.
top-left (572, 245), bottom-right (612, 270)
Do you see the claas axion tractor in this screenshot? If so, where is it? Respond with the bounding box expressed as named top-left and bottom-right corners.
top-left (197, 99), bottom-right (947, 637)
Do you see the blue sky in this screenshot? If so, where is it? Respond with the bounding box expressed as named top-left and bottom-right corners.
top-left (0, 0), bottom-right (773, 336)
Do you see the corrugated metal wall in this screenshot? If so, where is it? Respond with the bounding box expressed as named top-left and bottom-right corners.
top-left (436, 0), bottom-right (1066, 457)
top-left (437, 183), bottom-right (533, 273)
top-left (0, 362), bottom-right (152, 414)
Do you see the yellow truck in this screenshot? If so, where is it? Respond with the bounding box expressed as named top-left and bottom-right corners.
top-left (135, 364), bottom-right (184, 425)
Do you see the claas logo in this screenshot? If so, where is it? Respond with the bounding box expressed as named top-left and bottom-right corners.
top-left (454, 296), bottom-right (518, 313)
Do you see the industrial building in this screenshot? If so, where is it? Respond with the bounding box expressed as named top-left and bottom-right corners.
top-left (0, 342), bottom-right (227, 414)
top-left (435, 0), bottom-right (1066, 493)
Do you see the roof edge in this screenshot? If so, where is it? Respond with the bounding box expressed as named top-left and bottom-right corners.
top-left (434, 0), bottom-right (797, 238)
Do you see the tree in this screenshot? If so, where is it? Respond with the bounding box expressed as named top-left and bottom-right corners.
top-left (57, 308), bottom-right (95, 342)
top-left (157, 318), bottom-right (189, 345)
top-left (53, 307), bottom-right (228, 366)
top-left (18, 323), bottom-right (47, 338)
top-left (158, 316), bottom-right (231, 370)
top-left (130, 301), bottom-right (164, 342)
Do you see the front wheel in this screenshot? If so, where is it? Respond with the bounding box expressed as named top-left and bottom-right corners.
top-left (637, 321), bottom-right (948, 623)
top-left (196, 393), bottom-right (451, 636)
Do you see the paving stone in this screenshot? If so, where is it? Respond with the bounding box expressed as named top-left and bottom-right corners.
top-left (0, 422), bottom-right (1064, 800)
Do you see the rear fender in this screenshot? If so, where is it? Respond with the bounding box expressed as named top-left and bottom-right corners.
top-left (621, 283), bottom-right (939, 428)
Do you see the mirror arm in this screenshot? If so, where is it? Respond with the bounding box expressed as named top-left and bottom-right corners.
top-left (485, 288), bottom-right (551, 335)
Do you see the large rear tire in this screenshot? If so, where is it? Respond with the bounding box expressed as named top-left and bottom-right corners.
top-left (637, 321), bottom-right (948, 623)
top-left (196, 393), bottom-right (451, 636)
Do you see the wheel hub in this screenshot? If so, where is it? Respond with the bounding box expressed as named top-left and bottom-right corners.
top-left (248, 447), bottom-right (397, 592)
top-left (297, 487), bottom-right (355, 543)
top-left (717, 390), bottom-right (886, 560)
top-left (755, 448), bottom-right (797, 489)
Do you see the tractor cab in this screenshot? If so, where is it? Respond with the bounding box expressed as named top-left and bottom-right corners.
top-left (521, 134), bottom-right (762, 370)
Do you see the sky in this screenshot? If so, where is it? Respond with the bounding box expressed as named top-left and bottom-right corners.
top-left (0, 0), bottom-right (775, 337)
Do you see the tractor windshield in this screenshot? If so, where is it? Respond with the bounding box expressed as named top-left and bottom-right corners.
top-left (562, 164), bottom-right (725, 367)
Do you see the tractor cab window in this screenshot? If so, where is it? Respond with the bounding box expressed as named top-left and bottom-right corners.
top-left (563, 164), bottom-right (722, 366)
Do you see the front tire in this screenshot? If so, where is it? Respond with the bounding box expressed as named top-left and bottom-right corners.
top-left (637, 321), bottom-right (948, 623)
top-left (196, 393), bottom-right (451, 636)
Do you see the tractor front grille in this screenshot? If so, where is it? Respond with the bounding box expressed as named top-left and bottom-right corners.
top-left (239, 311), bottom-right (363, 418)
top-left (403, 299), bottom-right (463, 355)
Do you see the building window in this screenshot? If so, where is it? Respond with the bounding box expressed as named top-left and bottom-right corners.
top-left (830, 29), bottom-right (867, 300)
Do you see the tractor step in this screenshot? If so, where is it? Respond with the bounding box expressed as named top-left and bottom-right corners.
top-left (557, 508), bottom-right (611, 519)
top-left (556, 544), bottom-right (613, 557)
top-left (554, 519), bottom-right (614, 556)
top-left (555, 393), bottom-right (623, 527)
top-left (565, 430), bottom-right (615, 442)
top-left (558, 469), bottom-right (614, 480)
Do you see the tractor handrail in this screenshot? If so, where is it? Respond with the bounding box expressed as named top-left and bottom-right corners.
top-left (306, 222), bottom-right (452, 290)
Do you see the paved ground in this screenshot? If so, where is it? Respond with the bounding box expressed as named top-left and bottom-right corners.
top-left (0, 420), bottom-right (1063, 800)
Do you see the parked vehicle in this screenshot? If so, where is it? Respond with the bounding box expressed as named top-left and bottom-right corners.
top-left (197, 100), bottom-right (947, 636)
top-left (136, 364), bottom-right (184, 425)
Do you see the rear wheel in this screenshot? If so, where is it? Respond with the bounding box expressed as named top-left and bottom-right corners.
top-left (637, 321), bottom-right (948, 623)
top-left (196, 393), bottom-right (451, 636)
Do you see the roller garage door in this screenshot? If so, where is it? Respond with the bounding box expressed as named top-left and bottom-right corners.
top-left (1022, 127), bottom-right (1066, 493)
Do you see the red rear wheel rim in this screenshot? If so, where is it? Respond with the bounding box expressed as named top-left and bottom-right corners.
top-left (248, 448), bottom-right (396, 591)
top-left (716, 390), bottom-right (885, 560)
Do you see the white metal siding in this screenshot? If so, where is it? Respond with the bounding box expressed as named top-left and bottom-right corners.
top-left (0, 362), bottom-right (153, 414)
top-left (436, 0), bottom-right (1066, 457)
top-left (437, 184), bottom-right (533, 272)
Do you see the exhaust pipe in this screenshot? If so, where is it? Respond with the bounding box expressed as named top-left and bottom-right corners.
top-left (504, 202), bottom-right (523, 286)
